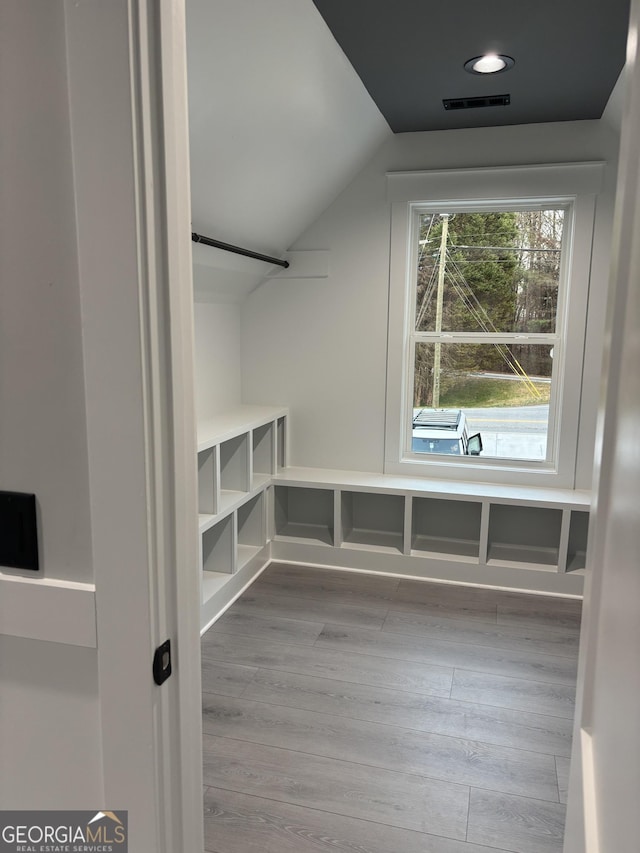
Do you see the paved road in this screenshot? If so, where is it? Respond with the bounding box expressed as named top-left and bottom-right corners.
top-left (473, 372), bottom-right (551, 384)
top-left (463, 404), bottom-right (549, 434)
top-left (463, 405), bottom-right (549, 460)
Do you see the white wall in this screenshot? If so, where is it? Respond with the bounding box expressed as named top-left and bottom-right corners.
top-left (186, 0), bottom-right (390, 260)
top-left (242, 119), bottom-right (619, 485)
top-left (0, 0), bottom-right (102, 808)
top-left (0, 638), bottom-right (102, 807)
top-left (194, 301), bottom-right (242, 421)
top-left (0, 0), bottom-right (92, 584)
top-left (187, 0), bottom-right (390, 412)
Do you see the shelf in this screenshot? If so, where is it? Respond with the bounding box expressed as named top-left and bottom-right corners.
top-left (220, 433), bottom-right (249, 493)
top-left (412, 497), bottom-right (481, 559)
top-left (273, 466), bottom-right (591, 509)
top-left (342, 529), bottom-right (404, 554)
top-left (253, 422), bottom-right (274, 479)
top-left (487, 542), bottom-right (560, 571)
top-left (567, 552), bottom-right (587, 573)
top-left (195, 408), bottom-right (290, 631)
top-left (237, 544), bottom-right (263, 571)
top-left (487, 503), bottom-right (562, 569)
top-left (197, 405), bottom-right (288, 452)
top-left (567, 510), bottom-right (589, 572)
top-left (218, 489), bottom-right (248, 516)
top-left (197, 446), bottom-right (216, 514)
top-left (201, 515), bottom-right (234, 581)
top-left (199, 513), bottom-right (217, 534)
top-left (411, 535), bottom-right (479, 561)
top-left (196, 408), bottom-right (588, 632)
top-left (341, 491), bottom-right (404, 554)
top-left (202, 570), bottom-right (232, 604)
top-left (251, 472), bottom-right (271, 491)
top-left (274, 486), bottom-right (334, 545)
top-left (276, 417), bottom-right (286, 470)
top-left (238, 493), bottom-right (265, 548)
top-left (267, 469), bottom-right (587, 592)
top-left (274, 522), bottom-right (333, 546)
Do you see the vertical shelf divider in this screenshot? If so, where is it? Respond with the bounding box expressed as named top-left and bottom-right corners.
top-left (403, 495), bottom-right (413, 556)
top-left (333, 490), bottom-right (342, 548)
top-left (277, 416), bottom-right (287, 471)
top-left (213, 446), bottom-right (221, 515)
top-left (478, 500), bottom-right (490, 564)
top-left (247, 437), bottom-right (255, 494)
top-left (197, 447), bottom-right (216, 514)
top-left (557, 508), bottom-right (572, 573)
top-left (266, 485), bottom-right (275, 543)
top-left (231, 512), bottom-right (239, 573)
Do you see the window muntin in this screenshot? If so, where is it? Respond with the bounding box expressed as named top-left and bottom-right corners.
top-left (407, 204), bottom-right (567, 465)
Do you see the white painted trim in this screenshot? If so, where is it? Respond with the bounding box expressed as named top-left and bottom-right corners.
top-left (384, 163), bottom-right (603, 488)
top-left (65, 1), bottom-right (202, 849)
top-left (157, 2), bottom-right (204, 851)
top-left (269, 544), bottom-right (584, 596)
top-left (65, 0), bottom-right (165, 846)
top-left (580, 728), bottom-right (600, 853)
top-left (273, 466), bottom-right (591, 508)
top-left (0, 575), bottom-right (96, 647)
top-left (386, 161), bottom-right (605, 202)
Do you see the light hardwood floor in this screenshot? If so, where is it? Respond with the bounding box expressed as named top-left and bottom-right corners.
top-left (201, 563), bottom-right (582, 853)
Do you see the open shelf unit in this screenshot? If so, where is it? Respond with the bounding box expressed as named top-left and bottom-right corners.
top-left (237, 492), bottom-right (266, 571)
top-left (412, 496), bottom-right (482, 560)
top-left (341, 490), bottom-right (404, 554)
top-left (269, 467), bottom-right (591, 595)
top-left (196, 405), bottom-right (288, 630)
top-left (195, 411), bottom-right (590, 624)
top-left (487, 504), bottom-right (563, 570)
top-left (201, 513), bottom-right (234, 577)
top-left (273, 485), bottom-right (334, 546)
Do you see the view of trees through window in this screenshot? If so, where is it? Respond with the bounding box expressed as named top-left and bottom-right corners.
top-left (412, 207), bottom-right (565, 461)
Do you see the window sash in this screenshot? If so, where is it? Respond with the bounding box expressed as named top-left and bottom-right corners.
top-left (406, 203), bottom-right (567, 467)
top-left (405, 340), bottom-right (561, 464)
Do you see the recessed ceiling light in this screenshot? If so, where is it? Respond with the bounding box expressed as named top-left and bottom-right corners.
top-left (464, 54), bottom-right (515, 75)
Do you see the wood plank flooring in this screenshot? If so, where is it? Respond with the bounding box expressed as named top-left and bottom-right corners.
top-left (201, 563), bottom-right (582, 853)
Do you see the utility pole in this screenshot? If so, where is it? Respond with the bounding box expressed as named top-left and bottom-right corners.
top-left (432, 213), bottom-right (449, 408)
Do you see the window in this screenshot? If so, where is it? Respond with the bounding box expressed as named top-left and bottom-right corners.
top-left (385, 164), bottom-right (603, 487)
top-left (411, 204), bottom-right (565, 463)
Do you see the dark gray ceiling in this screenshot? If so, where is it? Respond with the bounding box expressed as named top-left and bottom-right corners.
top-left (312, 0), bottom-right (630, 133)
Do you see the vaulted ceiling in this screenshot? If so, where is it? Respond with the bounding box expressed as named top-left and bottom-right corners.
top-left (312, 0), bottom-right (630, 132)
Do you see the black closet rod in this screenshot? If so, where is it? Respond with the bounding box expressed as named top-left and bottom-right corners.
top-left (191, 232), bottom-right (289, 269)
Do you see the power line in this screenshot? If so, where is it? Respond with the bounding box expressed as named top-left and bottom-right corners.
top-left (449, 245), bottom-right (561, 252)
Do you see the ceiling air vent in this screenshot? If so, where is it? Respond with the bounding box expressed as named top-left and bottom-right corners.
top-left (443, 94), bottom-right (510, 110)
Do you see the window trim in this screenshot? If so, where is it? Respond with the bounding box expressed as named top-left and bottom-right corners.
top-left (384, 162), bottom-right (604, 488)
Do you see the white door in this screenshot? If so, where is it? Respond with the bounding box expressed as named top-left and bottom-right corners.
top-left (564, 2), bottom-right (640, 850)
top-left (65, 2), bottom-right (203, 851)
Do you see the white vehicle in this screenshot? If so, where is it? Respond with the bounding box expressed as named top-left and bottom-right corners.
top-left (412, 408), bottom-right (483, 456)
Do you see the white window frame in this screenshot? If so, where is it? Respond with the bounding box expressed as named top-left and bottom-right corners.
top-left (385, 162), bottom-right (604, 488)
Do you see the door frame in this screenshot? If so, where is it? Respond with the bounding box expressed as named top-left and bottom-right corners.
top-left (564, 2), bottom-right (639, 850)
top-left (66, 1), bottom-right (203, 850)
